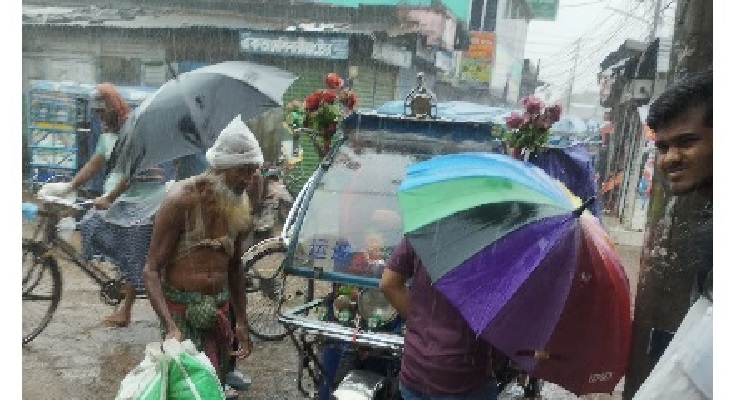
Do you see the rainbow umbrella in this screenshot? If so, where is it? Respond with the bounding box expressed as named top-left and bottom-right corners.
top-left (397, 152), bottom-right (631, 395)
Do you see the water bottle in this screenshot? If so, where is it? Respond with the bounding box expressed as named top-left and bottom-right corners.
top-left (22, 202), bottom-right (39, 221)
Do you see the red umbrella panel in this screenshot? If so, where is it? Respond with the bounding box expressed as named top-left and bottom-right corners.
top-left (528, 216), bottom-right (632, 395)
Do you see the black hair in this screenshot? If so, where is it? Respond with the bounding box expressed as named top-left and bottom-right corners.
top-left (646, 70), bottom-right (712, 132)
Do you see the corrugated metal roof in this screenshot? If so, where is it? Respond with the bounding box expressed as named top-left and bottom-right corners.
top-left (21, 4), bottom-right (391, 33)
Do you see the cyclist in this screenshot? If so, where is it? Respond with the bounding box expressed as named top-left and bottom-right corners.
top-left (38, 83), bottom-right (168, 328)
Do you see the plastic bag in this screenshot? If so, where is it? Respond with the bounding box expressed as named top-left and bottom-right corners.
top-left (115, 342), bottom-right (169, 400)
top-left (332, 369), bottom-right (386, 400)
top-left (633, 296), bottom-right (713, 400)
top-left (163, 338), bottom-right (225, 400)
top-left (116, 339), bottom-right (225, 400)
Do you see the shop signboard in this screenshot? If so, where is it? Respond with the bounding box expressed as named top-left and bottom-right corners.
top-left (239, 31), bottom-right (350, 59)
top-left (465, 32), bottom-right (494, 60)
top-left (528, 0), bottom-right (560, 21)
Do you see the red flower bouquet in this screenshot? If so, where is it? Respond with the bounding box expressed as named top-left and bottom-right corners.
top-left (285, 72), bottom-right (358, 156)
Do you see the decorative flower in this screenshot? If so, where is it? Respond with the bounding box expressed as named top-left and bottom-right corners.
top-left (502, 96), bottom-right (563, 153)
top-left (285, 72), bottom-right (359, 156)
top-left (325, 72), bottom-right (344, 89)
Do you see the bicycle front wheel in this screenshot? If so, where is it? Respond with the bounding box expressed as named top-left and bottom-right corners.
top-left (22, 242), bottom-right (63, 345)
top-left (245, 242), bottom-right (309, 341)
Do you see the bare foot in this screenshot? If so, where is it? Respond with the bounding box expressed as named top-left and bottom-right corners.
top-left (102, 312), bottom-right (130, 327)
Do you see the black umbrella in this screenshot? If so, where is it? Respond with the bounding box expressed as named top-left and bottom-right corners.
top-left (110, 61), bottom-right (297, 176)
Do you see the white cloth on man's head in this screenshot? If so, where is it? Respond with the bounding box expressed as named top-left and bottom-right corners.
top-left (205, 114), bottom-right (264, 168)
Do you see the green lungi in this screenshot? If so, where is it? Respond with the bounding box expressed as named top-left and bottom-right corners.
top-left (162, 284), bottom-right (233, 384)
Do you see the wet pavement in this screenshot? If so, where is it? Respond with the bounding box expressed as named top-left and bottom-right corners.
top-left (22, 218), bottom-right (641, 399)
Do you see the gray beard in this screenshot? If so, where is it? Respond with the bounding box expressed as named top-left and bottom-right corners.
top-left (206, 172), bottom-right (246, 205)
top-left (203, 171), bottom-right (252, 235)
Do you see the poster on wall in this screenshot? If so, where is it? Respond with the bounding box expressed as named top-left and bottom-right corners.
top-left (461, 31), bottom-right (494, 83)
top-left (631, 104), bottom-right (655, 230)
top-left (460, 58), bottom-right (492, 82)
top-left (465, 31), bottom-right (494, 59)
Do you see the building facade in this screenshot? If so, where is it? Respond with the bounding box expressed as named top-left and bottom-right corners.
top-left (465, 0), bottom-right (532, 106)
top-left (598, 38), bottom-right (671, 231)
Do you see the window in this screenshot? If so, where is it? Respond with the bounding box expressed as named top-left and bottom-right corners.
top-left (469, 0), bottom-right (499, 31)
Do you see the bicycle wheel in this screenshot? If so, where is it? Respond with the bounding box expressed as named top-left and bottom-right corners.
top-left (22, 242), bottom-right (63, 345)
top-left (245, 242), bottom-right (309, 340)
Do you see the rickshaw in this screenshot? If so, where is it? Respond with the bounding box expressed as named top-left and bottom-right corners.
top-left (241, 83), bottom-right (601, 399)
top-left (243, 85), bottom-right (503, 399)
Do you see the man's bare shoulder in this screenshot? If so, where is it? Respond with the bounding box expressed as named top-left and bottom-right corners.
top-left (163, 177), bottom-right (201, 207)
top-left (165, 176), bottom-right (220, 208)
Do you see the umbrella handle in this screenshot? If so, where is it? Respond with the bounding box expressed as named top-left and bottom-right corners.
top-left (572, 196), bottom-right (597, 217)
top-left (515, 349), bottom-right (564, 361)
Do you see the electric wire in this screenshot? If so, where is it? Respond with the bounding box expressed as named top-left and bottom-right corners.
top-left (530, 0), bottom-right (651, 65)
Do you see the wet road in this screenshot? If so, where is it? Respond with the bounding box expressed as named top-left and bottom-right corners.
top-left (22, 222), bottom-right (641, 399)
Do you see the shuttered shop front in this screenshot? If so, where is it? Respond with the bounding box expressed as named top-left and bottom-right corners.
top-left (352, 64), bottom-right (398, 110)
top-left (273, 58), bottom-right (348, 104)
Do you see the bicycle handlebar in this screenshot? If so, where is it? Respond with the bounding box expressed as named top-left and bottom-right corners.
top-left (37, 195), bottom-right (93, 211)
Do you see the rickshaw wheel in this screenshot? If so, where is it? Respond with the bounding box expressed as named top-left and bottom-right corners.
top-left (245, 242), bottom-right (311, 341)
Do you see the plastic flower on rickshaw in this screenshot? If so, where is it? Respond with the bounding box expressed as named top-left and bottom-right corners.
top-left (285, 72), bottom-right (358, 156)
top-left (502, 96), bottom-right (562, 153)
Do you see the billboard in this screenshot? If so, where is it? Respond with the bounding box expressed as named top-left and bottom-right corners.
top-left (404, 9), bottom-right (457, 50)
top-left (461, 32), bottom-right (494, 83)
top-left (528, 0), bottom-right (560, 21)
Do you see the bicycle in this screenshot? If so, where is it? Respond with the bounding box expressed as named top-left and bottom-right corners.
top-left (242, 174), bottom-right (316, 341)
top-left (22, 195), bottom-right (145, 344)
top-left (22, 239), bottom-right (62, 345)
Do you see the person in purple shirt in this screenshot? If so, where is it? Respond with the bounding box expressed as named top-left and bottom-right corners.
top-left (380, 237), bottom-right (498, 399)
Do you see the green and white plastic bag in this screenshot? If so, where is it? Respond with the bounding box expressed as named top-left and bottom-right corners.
top-left (116, 338), bottom-right (225, 400)
top-left (115, 341), bottom-right (169, 400)
top-left (163, 338), bottom-right (225, 400)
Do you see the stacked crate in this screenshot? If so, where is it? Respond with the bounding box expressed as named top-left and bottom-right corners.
top-left (27, 81), bottom-right (93, 187)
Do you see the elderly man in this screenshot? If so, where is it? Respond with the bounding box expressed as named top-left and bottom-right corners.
top-left (143, 115), bottom-right (260, 393)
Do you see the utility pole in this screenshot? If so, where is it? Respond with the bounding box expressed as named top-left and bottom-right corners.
top-left (648, 0), bottom-right (663, 42)
top-left (622, 0), bottom-right (713, 398)
top-left (565, 38), bottom-right (581, 112)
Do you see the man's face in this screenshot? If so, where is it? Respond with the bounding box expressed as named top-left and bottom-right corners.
top-left (222, 164), bottom-right (258, 195)
top-left (93, 106), bottom-right (117, 132)
top-left (654, 105), bottom-right (712, 196)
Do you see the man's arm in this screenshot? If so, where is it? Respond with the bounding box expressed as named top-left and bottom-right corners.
top-left (94, 176), bottom-right (130, 209)
top-left (229, 230), bottom-right (253, 358)
top-left (380, 268), bottom-right (409, 317)
top-left (71, 154), bottom-right (106, 190)
top-left (143, 190), bottom-right (185, 340)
